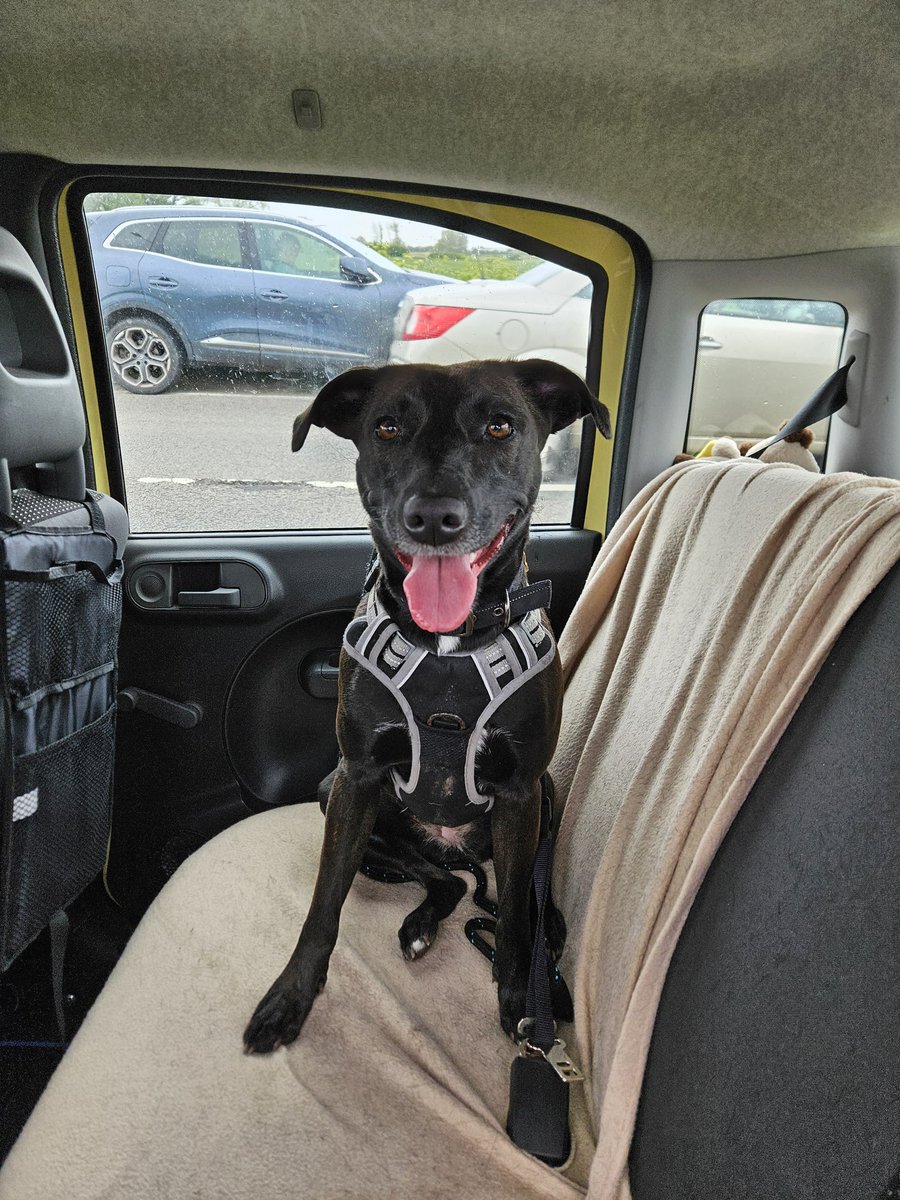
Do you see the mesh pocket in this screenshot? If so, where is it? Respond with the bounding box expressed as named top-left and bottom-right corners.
top-left (4, 570), bottom-right (121, 701)
top-left (1, 705), bottom-right (115, 968)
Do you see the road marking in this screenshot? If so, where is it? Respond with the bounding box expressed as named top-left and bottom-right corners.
top-left (137, 476), bottom-right (576, 492)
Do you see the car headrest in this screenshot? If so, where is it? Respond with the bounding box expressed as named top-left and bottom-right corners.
top-left (0, 227), bottom-right (86, 509)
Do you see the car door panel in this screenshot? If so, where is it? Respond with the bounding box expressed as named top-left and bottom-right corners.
top-left (108, 527), bottom-right (599, 914)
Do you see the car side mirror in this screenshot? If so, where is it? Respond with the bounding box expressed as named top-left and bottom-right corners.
top-left (339, 255), bottom-right (378, 284)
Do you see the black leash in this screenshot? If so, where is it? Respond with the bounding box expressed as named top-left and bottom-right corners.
top-left (504, 775), bottom-right (582, 1166)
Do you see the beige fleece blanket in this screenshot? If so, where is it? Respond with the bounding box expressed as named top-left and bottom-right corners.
top-left (550, 458), bottom-right (900, 1198)
top-left (1, 459), bottom-right (897, 1200)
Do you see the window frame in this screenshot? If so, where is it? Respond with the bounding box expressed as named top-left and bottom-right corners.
top-left (55, 171), bottom-right (649, 536)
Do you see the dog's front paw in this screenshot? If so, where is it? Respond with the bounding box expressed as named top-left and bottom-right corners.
top-left (243, 977), bottom-right (321, 1054)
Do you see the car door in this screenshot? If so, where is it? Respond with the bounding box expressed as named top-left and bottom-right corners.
top-left (248, 220), bottom-right (383, 374)
top-left (137, 217), bottom-right (260, 368)
top-left (64, 182), bottom-right (642, 918)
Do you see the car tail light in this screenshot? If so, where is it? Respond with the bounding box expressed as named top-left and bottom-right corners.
top-left (401, 305), bottom-right (475, 341)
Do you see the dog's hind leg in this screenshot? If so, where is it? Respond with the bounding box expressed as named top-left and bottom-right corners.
top-left (363, 833), bottom-right (467, 961)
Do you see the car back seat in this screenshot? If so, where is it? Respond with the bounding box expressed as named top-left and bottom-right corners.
top-left (0, 458), bottom-right (895, 1200)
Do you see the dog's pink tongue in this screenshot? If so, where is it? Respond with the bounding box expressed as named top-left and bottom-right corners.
top-left (403, 554), bottom-right (477, 633)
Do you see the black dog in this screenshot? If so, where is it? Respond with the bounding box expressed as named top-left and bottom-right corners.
top-left (243, 360), bottom-right (610, 1053)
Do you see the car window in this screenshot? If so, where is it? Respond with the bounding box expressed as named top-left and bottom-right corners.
top-left (108, 220), bottom-right (161, 251)
top-left (254, 224), bottom-right (344, 279)
top-left (685, 297), bottom-right (846, 459)
top-left (157, 219), bottom-right (244, 269)
top-left (81, 192), bottom-right (602, 533)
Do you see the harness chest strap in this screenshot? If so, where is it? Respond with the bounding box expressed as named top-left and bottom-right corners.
top-left (342, 581), bottom-right (557, 817)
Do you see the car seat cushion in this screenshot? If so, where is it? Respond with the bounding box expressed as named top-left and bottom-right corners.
top-left (0, 803), bottom-right (583, 1200)
top-left (549, 458), bottom-right (900, 1199)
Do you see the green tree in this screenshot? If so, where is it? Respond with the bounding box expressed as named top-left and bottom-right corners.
top-left (434, 229), bottom-right (469, 255)
top-left (385, 221), bottom-right (408, 259)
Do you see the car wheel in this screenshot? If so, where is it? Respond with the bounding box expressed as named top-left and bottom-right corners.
top-left (107, 317), bottom-right (184, 395)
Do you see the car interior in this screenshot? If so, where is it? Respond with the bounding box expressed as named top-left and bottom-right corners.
top-left (0, 3), bottom-right (897, 1198)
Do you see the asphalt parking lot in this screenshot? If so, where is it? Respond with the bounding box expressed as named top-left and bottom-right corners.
top-left (114, 372), bottom-right (577, 533)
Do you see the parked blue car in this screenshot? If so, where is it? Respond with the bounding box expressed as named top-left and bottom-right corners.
top-left (86, 206), bottom-right (450, 393)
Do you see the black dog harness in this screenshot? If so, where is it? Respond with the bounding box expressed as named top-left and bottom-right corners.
top-left (342, 570), bottom-right (557, 828)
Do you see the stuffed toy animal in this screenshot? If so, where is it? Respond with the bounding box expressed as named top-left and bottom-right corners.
top-left (675, 423), bottom-right (820, 472)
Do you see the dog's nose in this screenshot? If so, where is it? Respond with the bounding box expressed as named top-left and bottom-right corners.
top-left (402, 495), bottom-right (469, 546)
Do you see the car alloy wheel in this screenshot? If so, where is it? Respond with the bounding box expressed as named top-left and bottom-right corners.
top-left (108, 319), bottom-right (182, 394)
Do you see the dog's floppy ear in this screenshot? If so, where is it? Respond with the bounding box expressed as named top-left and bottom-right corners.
top-left (292, 367), bottom-right (379, 452)
top-left (511, 359), bottom-right (611, 438)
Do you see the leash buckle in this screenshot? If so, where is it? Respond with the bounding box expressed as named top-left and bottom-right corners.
top-left (542, 1039), bottom-right (584, 1084)
top-left (516, 1020), bottom-right (583, 1084)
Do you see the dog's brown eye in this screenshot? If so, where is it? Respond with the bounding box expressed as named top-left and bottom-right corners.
top-left (485, 417), bottom-right (513, 441)
top-left (375, 418), bottom-right (400, 441)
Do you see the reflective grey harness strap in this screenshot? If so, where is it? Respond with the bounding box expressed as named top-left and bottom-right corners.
top-left (463, 631), bottom-right (556, 808)
top-left (342, 620), bottom-right (428, 796)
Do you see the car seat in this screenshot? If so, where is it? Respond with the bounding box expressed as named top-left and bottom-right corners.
top-left (0, 228), bottom-right (128, 989)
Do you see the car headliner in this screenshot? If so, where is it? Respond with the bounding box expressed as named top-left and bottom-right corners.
top-left (0, 0), bottom-right (897, 261)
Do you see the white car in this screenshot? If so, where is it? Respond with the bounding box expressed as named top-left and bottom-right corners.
top-left (389, 260), bottom-right (592, 376)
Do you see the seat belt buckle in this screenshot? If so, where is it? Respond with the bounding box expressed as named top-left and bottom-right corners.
top-left (507, 1051), bottom-right (573, 1166)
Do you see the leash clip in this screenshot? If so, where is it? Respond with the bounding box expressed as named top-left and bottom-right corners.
top-left (516, 1019), bottom-right (584, 1084)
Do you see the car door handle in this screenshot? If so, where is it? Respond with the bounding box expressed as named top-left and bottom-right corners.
top-left (176, 586), bottom-right (241, 608)
top-left (698, 335), bottom-right (723, 350)
top-left (259, 289), bottom-right (288, 301)
top-left (147, 275), bottom-right (179, 289)
top-left (117, 687), bottom-right (202, 728)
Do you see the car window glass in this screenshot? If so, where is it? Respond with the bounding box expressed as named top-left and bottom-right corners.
top-left (685, 297), bottom-right (846, 460)
top-left (81, 192), bottom-right (600, 533)
top-left (255, 224), bottom-right (343, 279)
top-left (108, 220), bottom-right (161, 251)
top-left (158, 219), bottom-right (243, 268)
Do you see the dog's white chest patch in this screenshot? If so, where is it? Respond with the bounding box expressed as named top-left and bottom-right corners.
top-left (416, 820), bottom-right (477, 850)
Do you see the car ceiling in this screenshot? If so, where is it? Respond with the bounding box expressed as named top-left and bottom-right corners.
top-left (1, 0), bottom-right (898, 261)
